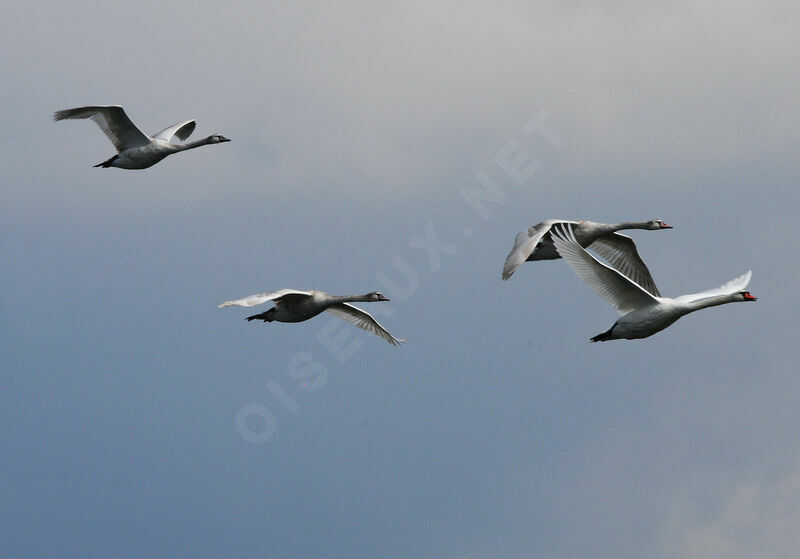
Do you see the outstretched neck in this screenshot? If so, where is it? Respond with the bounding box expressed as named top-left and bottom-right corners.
top-left (611, 221), bottom-right (651, 231)
top-left (329, 293), bottom-right (374, 304)
top-left (174, 138), bottom-right (215, 151)
top-left (685, 293), bottom-right (741, 312)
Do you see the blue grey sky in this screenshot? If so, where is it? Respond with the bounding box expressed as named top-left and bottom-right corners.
top-left (2, 1), bottom-right (799, 557)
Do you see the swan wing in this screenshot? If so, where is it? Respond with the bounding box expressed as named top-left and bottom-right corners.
top-left (589, 233), bottom-right (661, 296)
top-left (53, 105), bottom-right (150, 151)
top-left (218, 289), bottom-right (310, 308)
top-left (325, 303), bottom-right (405, 346)
top-left (502, 219), bottom-right (576, 280)
top-left (153, 120), bottom-right (196, 142)
top-left (551, 224), bottom-right (658, 315)
top-left (674, 271), bottom-right (752, 304)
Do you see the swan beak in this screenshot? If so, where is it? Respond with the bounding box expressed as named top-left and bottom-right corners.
top-left (219, 136), bottom-right (231, 142)
top-left (377, 294), bottom-right (390, 301)
top-left (743, 292), bottom-right (757, 301)
top-left (660, 222), bottom-right (673, 229)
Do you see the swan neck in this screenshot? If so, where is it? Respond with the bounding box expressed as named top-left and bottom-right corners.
top-left (174, 138), bottom-right (212, 151)
top-left (331, 294), bottom-right (372, 303)
top-left (612, 221), bottom-right (650, 231)
top-left (686, 293), bottom-right (739, 311)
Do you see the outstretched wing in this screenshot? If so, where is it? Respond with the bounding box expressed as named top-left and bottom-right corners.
top-left (674, 271), bottom-right (752, 304)
top-left (551, 224), bottom-right (658, 315)
top-left (54, 105), bottom-right (150, 151)
top-left (502, 219), bottom-right (575, 280)
top-left (325, 303), bottom-right (405, 346)
top-left (218, 289), bottom-right (310, 308)
top-left (589, 233), bottom-right (661, 296)
top-left (152, 120), bottom-right (196, 142)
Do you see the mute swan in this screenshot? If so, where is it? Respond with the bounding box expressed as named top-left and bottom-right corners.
top-left (53, 105), bottom-right (230, 169)
top-left (550, 224), bottom-right (757, 342)
top-left (502, 219), bottom-right (672, 295)
top-left (218, 290), bottom-right (405, 346)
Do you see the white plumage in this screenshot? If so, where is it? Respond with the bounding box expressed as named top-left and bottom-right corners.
top-left (502, 218), bottom-right (672, 296)
top-left (219, 289), bottom-right (405, 346)
top-left (550, 223), bottom-right (756, 341)
top-left (54, 105), bottom-right (229, 169)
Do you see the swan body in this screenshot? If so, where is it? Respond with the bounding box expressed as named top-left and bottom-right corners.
top-left (550, 224), bottom-right (757, 341)
top-left (218, 289), bottom-right (405, 346)
top-left (502, 218), bottom-right (672, 295)
top-left (53, 105), bottom-right (229, 169)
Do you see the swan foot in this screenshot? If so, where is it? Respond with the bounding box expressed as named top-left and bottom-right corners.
top-left (246, 309), bottom-right (275, 322)
top-left (94, 154), bottom-right (118, 168)
top-left (590, 324), bottom-right (616, 342)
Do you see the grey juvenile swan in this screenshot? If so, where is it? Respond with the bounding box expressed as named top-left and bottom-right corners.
top-left (550, 223), bottom-right (757, 342)
top-left (218, 290), bottom-right (405, 346)
top-left (502, 218), bottom-right (672, 295)
top-left (53, 105), bottom-right (230, 169)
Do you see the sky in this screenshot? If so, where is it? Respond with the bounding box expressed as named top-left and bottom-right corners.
top-left (2, 1), bottom-right (799, 557)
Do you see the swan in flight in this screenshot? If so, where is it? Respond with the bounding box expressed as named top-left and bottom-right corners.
top-left (218, 289), bottom-right (405, 346)
top-left (53, 105), bottom-right (230, 169)
top-left (502, 219), bottom-right (672, 295)
top-left (550, 224), bottom-right (757, 341)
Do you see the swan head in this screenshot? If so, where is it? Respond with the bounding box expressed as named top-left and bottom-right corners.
top-left (367, 291), bottom-right (390, 302)
top-left (207, 134), bottom-right (230, 143)
top-left (740, 291), bottom-right (758, 302)
top-left (648, 219), bottom-right (672, 230)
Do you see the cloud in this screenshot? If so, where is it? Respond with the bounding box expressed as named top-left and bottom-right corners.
top-left (12, 1), bottom-right (797, 204)
top-left (660, 459), bottom-right (800, 558)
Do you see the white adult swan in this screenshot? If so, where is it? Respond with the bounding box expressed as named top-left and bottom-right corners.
top-left (550, 224), bottom-right (757, 342)
top-left (53, 105), bottom-right (230, 169)
top-left (218, 290), bottom-right (405, 346)
top-left (502, 219), bottom-right (672, 295)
